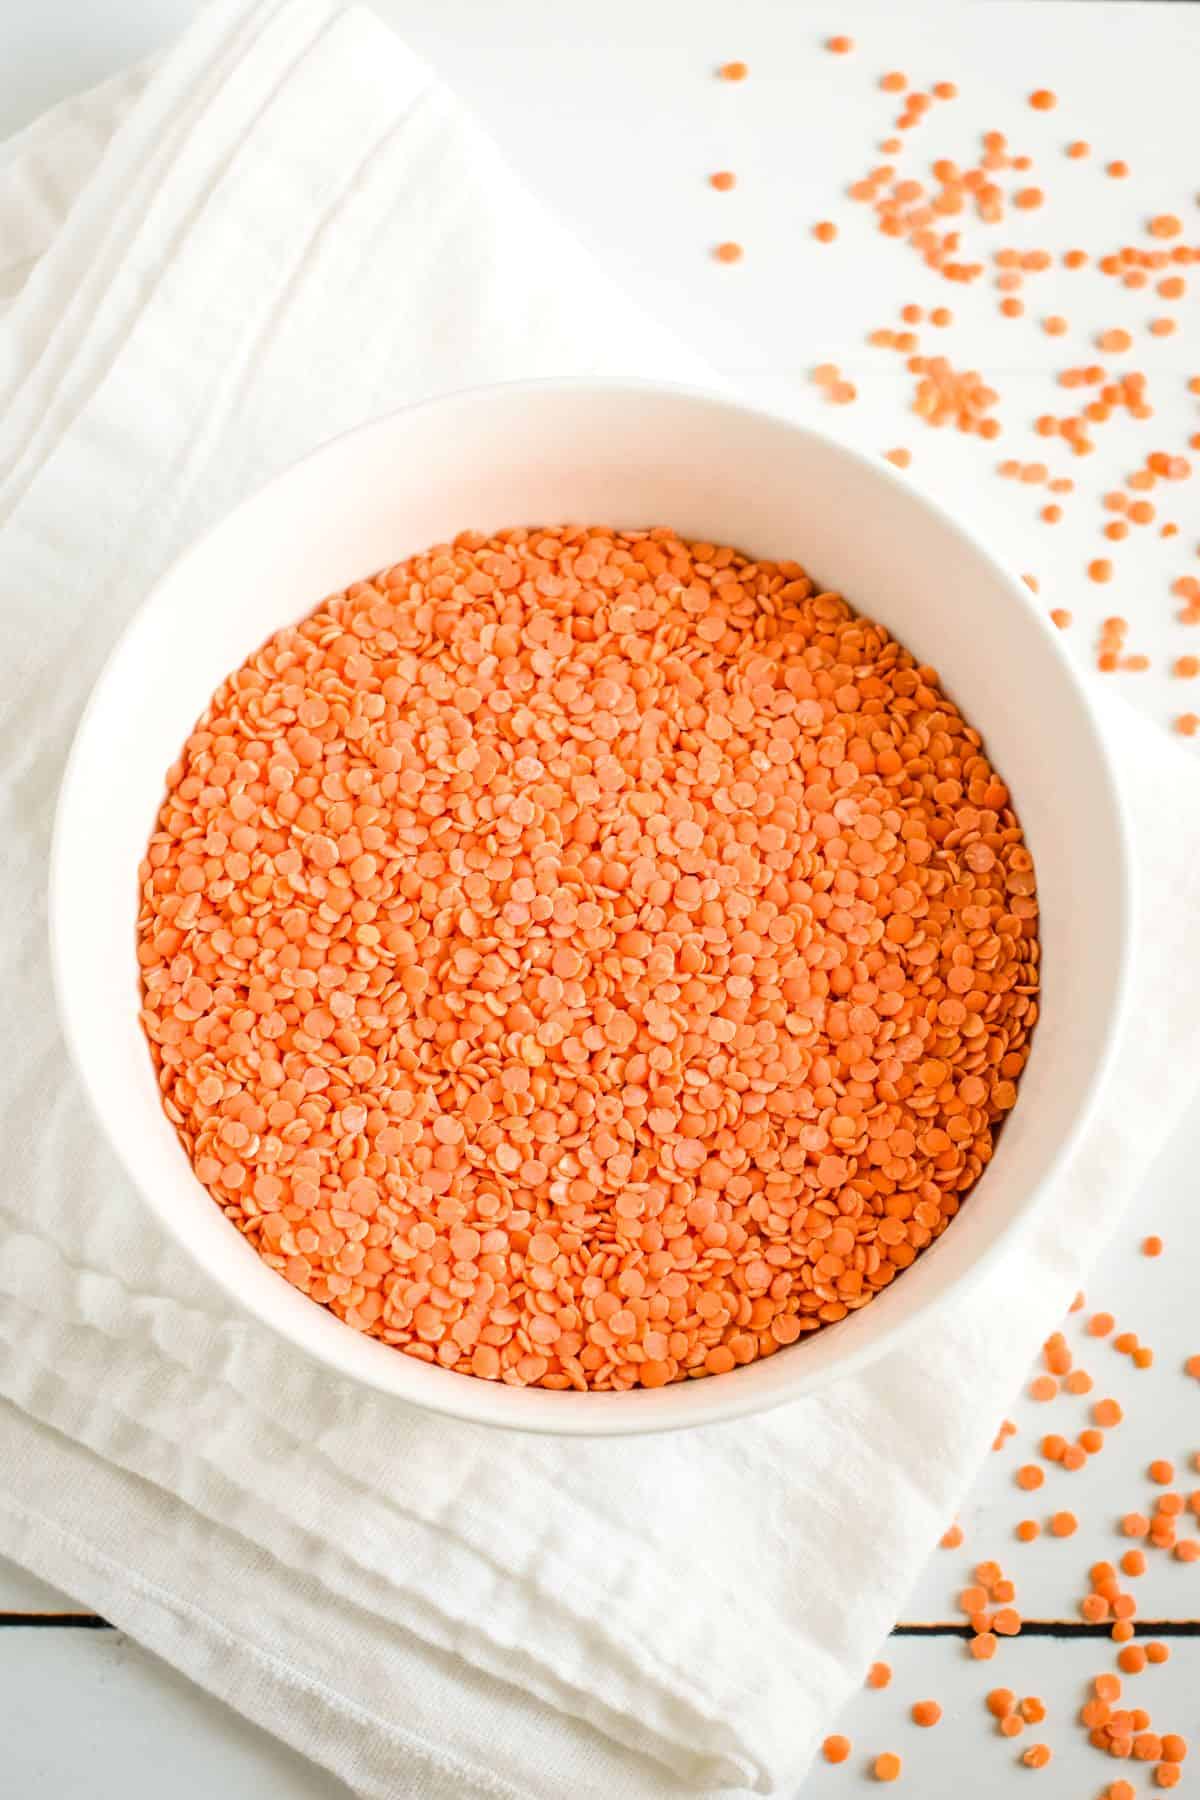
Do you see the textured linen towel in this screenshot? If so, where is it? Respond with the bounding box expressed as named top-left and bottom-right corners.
top-left (1, 4), bottom-right (1199, 1796)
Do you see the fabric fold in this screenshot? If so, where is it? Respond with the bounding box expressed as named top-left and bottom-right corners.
top-left (1, 4), bottom-right (1198, 1797)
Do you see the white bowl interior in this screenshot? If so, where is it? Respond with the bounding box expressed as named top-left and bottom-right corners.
top-left (52, 382), bottom-right (1131, 1433)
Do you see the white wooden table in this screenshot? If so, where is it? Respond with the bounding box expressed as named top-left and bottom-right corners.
top-left (2, 1), bottom-right (1198, 1793)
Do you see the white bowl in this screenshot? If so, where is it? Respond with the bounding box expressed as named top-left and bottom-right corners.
top-left (51, 380), bottom-right (1133, 1435)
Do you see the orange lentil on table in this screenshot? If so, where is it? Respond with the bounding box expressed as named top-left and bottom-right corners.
top-left (1022, 1744), bottom-right (1052, 1769)
top-left (709, 171), bottom-right (736, 191)
top-left (826, 36), bottom-right (854, 54)
top-left (714, 241), bottom-right (744, 263)
top-left (867, 1661), bottom-right (893, 1689)
top-left (873, 1752), bottom-right (902, 1782)
top-left (814, 221), bottom-right (838, 242)
top-left (718, 61), bottom-right (748, 80)
top-left (137, 527), bottom-right (1040, 1391)
top-left (823, 1734), bottom-right (852, 1762)
top-left (912, 1701), bottom-right (942, 1727)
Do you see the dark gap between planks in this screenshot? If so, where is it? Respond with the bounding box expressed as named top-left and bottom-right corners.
top-left (894, 1620), bottom-right (1200, 1639)
top-left (1, 1614), bottom-right (1198, 1636)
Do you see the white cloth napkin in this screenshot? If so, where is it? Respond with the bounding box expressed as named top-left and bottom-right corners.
top-left (2, 5), bottom-right (1199, 1796)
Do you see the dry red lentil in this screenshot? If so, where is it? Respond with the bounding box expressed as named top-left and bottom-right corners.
top-left (867, 1661), bottom-right (893, 1690)
top-left (823, 1734), bottom-right (852, 1762)
top-left (139, 527), bottom-right (1039, 1392)
top-left (912, 1700), bottom-right (942, 1727)
top-left (827, 36), bottom-right (853, 54)
top-left (874, 1752), bottom-right (902, 1782)
top-left (709, 171), bottom-right (736, 191)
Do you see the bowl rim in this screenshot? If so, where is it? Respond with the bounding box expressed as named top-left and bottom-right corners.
top-left (49, 374), bottom-right (1137, 1435)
